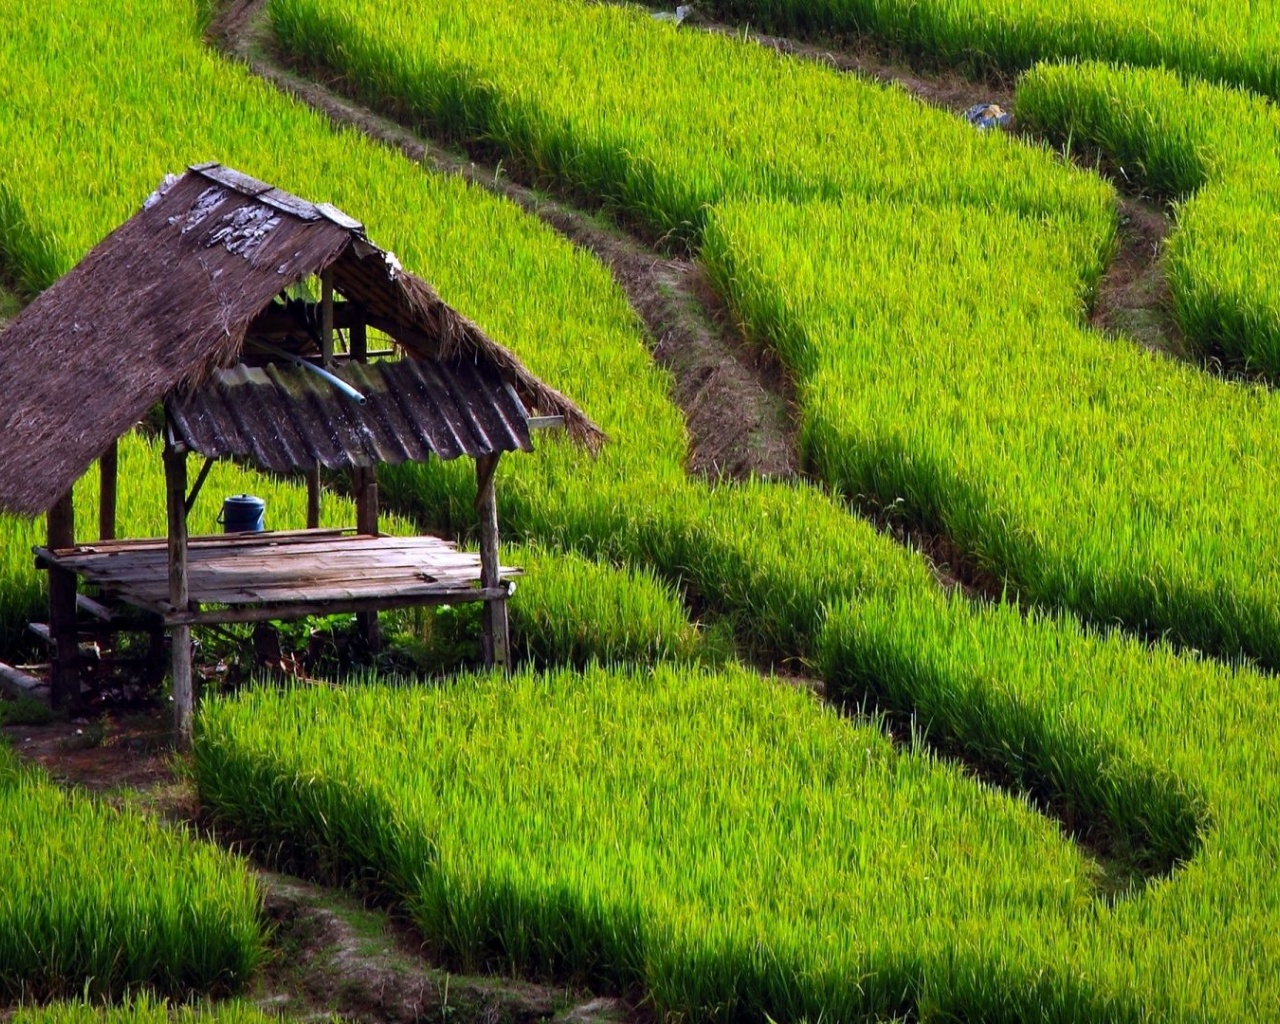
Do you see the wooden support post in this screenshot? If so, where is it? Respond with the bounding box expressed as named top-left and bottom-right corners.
top-left (354, 465), bottom-right (380, 651)
top-left (165, 438), bottom-right (194, 751)
top-left (47, 489), bottom-right (79, 708)
top-left (306, 466), bottom-right (321, 530)
top-left (99, 440), bottom-right (118, 541)
top-left (320, 268), bottom-right (334, 364)
top-left (350, 318), bottom-right (367, 363)
top-left (474, 454), bottom-right (509, 671)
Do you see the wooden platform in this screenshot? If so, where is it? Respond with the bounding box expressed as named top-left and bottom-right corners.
top-left (35, 529), bottom-right (519, 627)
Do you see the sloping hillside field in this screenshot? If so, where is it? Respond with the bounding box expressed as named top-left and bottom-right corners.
top-left (4, 0), bottom-right (1280, 1019)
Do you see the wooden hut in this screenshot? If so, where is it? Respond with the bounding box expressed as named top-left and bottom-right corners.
top-left (0, 163), bottom-right (601, 746)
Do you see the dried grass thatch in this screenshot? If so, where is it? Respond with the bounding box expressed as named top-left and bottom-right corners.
top-left (0, 164), bottom-right (603, 516)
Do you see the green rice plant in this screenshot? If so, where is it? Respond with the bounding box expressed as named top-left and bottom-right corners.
top-left (817, 588), bottom-right (1280, 1019)
top-left (1017, 61), bottom-right (1280, 378)
top-left (703, 192), bottom-right (1280, 668)
top-left (196, 668), bottom-right (1131, 1022)
top-left (699, 0), bottom-right (1280, 101)
top-left (0, 745), bottom-right (263, 1000)
top-left (267, 0), bottom-right (1115, 249)
top-left (509, 547), bottom-right (702, 668)
top-left (13, 998), bottom-right (273, 1024)
top-left (13, 0), bottom-right (1280, 1015)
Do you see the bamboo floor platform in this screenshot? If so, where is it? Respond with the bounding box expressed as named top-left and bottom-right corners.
top-left (35, 529), bottom-right (518, 626)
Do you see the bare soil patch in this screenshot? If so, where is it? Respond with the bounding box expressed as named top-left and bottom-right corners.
top-left (1090, 197), bottom-right (1186, 358)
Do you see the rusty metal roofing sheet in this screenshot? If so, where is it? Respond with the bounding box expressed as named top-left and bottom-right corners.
top-left (167, 357), bottom-right (533, 472)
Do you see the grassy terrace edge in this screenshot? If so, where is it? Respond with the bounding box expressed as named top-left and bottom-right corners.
top-left (195, 669), bottom-right (1130, 1023)
top-left (0, 746), bottom-right (264, 999)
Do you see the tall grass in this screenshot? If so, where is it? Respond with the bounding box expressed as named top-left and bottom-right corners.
top-left (0, 746), bottom-right (263, 1000)
top-left (196, 668), bottom-right (1125, 1023)
top-left (1018, 61), bottom-right (1280, 379)
top-left (818, 589), bottom-right (1280, 1019)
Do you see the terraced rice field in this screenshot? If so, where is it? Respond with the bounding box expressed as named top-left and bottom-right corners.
top-left (5, 0), bottom-right (1280, 1019)
top-left (0, 746), bottom-right (262, 999)
top-left (701, 0), bottom-right (1280, 99)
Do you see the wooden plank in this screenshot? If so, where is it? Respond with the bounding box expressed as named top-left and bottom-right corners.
top-left (306, 467), bottom-right (322, 530)
top-left (164, 586), bottom-right (512, 626)
top-left (48, 527), bottom-right (355, 556)
top-left (51, 538), bottom-right (471, 572)
top-left (0, 661), bottom-right (48, 702)
top-left (350, 318), bottom-right (368, 362)
top-left (320, 268), bottom-right (334, 364)
top-left (99, 440), bottom-right (118, 541)
top-left (54, 551), bottom-right (515, 586)
top-left (165, 440), bottom-right (194, 751)
top-left (47, 489), bottom-right (79, 709)
top-left (77, 593), bottom-right (114, 622)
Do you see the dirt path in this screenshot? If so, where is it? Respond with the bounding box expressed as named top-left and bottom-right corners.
top-left (208, 0), bottom-right (798, 482)
top-left (1090, 196), bottom-right (1184, 357)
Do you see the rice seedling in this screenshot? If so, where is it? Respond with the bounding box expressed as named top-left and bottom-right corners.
top-left (0, 745), bottom-right (264, 1000)
top-left (1017, 60), bottom-right (1280, 379)
top-left (699, 0), bottom-right (1280, 101)
top-left (509, 547), bottom-right (702, 668)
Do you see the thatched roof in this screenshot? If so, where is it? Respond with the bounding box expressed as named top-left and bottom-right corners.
top-left (0, 163), bottom-right (603, 516)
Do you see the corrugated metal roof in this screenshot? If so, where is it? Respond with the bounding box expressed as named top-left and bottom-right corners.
top-left (167, 357), bottom-right (533, 472)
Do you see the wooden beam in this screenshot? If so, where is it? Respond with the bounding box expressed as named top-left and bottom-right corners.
top-left (165, 437), bottom-right (194, 751)
top-left (163, 587), bottom-right (511, 627)
top-left (247, 300), bottom-right (364, 337)
top-left (0, 661), bottom-right (48, 702)
top-left (355, 467), bottom-right (379, 536)
top-left (474, 454), bottom-right (509, 671)
top-left (306, 466), bottom-right (322, 530)
top-left (47, 489), bottom-right (79, 708)
top-left (354, 465), bottom-right (380, 651)
top-left (320, 268), bottom-right (334, 364)
top-left (185, 456), bottom-right (216, 516)
top-left (99, 440), bottom-right (118, 541)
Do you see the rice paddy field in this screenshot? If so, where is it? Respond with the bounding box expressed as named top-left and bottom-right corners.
top-left (701, 0), bottom-right (1280, 99)
top-left (5, 0), bottom-right (1280, 1018)
top-left (0, 746), bottom-right (263, 1000)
